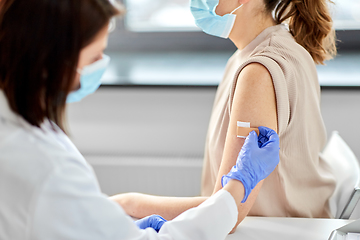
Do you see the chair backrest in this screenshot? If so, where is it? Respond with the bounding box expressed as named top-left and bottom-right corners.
top-left (321, 131), bottom-right (360, 219)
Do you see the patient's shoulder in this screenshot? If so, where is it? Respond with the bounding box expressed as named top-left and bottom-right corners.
top-left (235, 62), bottom-right (274, 98)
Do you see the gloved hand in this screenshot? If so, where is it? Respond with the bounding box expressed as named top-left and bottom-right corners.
top-left (134, 214), bottom-right (167, 232)
top-left (222, 126), bottom-right (280, 203)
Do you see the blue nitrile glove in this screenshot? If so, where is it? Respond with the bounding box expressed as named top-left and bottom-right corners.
top-left (135, 214), bottom-right (167, 232)
top-left (221, 126), bottom-right (280, 203)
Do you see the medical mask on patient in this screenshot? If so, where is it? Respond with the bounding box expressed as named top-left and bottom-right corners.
top-left (190, 0), bottom-right (242, 38)
top-left (67, 54), bottom-right (110, 103)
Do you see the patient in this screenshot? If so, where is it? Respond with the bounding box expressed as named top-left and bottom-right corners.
top-left (111, 0), bottom-right (337, 231)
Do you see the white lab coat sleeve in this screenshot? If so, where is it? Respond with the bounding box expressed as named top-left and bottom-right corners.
top-left (29, 158), bottom-right (238, 240)
top-left (159, 189), bottom-right (238, 240)
top-left (29, 159), bottom-right (152, 240)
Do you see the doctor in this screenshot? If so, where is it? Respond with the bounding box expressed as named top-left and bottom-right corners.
top-left (0, 0), bottom-right (280, 239)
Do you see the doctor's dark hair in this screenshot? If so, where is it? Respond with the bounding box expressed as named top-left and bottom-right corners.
top-left (0, 0), bottom-right (122, 132)
top-left (264, 0), bottom-right (336, 64)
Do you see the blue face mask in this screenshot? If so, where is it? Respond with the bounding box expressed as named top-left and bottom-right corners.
top-left (190, 0), bottom-right (242, 39)
top-left (67, 54), bottom-right (110, 103)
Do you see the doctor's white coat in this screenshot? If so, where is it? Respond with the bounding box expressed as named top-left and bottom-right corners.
top-left (0, 90), bottom-right (238, 240)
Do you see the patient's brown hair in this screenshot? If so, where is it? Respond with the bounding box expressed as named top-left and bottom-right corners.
top-left (264, 0), bottom-right (337, 64)
top-left (0, 0), bottom-right (122, 131)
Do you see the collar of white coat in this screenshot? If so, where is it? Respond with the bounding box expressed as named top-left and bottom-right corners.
top-left (0, 90), bottom-right (82, 161)
top-left (0, 89), bottom-right (23, 125)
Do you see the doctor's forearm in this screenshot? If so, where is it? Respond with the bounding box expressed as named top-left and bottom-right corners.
top-left (110, 193), bottom-right (208, 220)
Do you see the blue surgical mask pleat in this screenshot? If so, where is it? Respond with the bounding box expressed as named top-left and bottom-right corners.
top-left (66, 54), bottom-right (110, 103)
top-left (190, 0), bottom-right (242, 39)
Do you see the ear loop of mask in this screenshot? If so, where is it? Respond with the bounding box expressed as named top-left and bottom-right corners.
top-left (230, 4), bottom-right (243, 15)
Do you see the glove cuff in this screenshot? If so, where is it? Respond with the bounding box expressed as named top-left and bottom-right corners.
top-left (221, 174), bottom-right (252, 203)
top-left (241, 185), bottom-right (251, 203)
top-left (221, 175), bottom-right (230, 187)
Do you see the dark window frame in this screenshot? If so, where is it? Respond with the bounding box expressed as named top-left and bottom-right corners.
top-left (107, 18), bottom-right (360, 52)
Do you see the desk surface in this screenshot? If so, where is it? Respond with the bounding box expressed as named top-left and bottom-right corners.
top-left (227, 217), bottom-right (354, 240)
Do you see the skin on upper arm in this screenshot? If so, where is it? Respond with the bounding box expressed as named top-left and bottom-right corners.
top-left (212, 62), bottom-right (278, 232)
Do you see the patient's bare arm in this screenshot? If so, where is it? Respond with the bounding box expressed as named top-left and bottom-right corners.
top-left (110, 193), bottom-right (208, 220)
top-left (212, 63), bottom-right (278, 233)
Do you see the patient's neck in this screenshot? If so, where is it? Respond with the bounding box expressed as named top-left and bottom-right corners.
top-left (229, 6), bottom-right (276, 50)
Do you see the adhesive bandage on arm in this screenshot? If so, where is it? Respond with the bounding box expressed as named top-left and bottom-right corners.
top-left (237, 121), bottom-right (259, 138)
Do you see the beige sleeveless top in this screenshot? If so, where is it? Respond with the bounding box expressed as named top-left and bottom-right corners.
top-left (201, 24), bottom-right (336, 218)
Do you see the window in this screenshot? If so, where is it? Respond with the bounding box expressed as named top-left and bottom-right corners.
top-left (125, 0), bottom-right (197, 32)
top-left (104, 0), bottom-right (360, 87)
top-left (332, 0), bottom-right (360, 30)
top-left (125, 0), bottom-right (360, 32)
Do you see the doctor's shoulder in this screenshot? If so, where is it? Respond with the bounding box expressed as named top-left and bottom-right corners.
top-left (0, 118), bottom-right (87, 188)
top-left (0, 119), bottom-right (98, 239)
